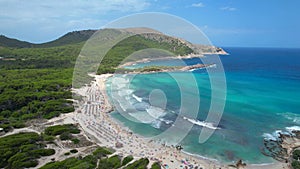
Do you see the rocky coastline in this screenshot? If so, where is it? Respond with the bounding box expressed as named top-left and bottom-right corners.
top-left (262, 128), bottom-right (300, 168)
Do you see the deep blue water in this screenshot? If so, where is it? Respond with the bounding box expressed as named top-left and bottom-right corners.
top-left (108, 47), bottom-right (300, 164)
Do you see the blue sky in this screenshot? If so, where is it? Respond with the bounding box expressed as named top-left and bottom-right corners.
top-left (0, 0), bottom-right (299, 48)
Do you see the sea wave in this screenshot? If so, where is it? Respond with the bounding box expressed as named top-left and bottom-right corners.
top-left (112, 77), bottom-right (130, 89)
top-left (129, 111), bottom-right (156, 124)
top-left (132, 94), bottom-right (143, 102)
top-left (249, 163), bottom-right (276, 167)
top-left (146, 106), bottom-right (167, 119)
top-left (117, 89), bottom-right (134, 96)
top-left (262, 133), bottom-right (279, 141)
top-left (125, 96), bottom-right (137, 105)
top-left (278, 112), bottom-right (300, 124)
top-left (133, 102), bottom-right (150, 111)
top-left (159, 118), bottom-right (173, 125)
top-left (262, 126), bottom-right (300, 141)
top-left (181, 150), bottom-right (219, 162)
top-left (151, 120), bottom-right (162, 129)
top-left (127, 106), bottom-right (169, 129)
top-left (263, 112), bottom-right (300, 141)
top-left (286, 126), bottom-right (300, 132)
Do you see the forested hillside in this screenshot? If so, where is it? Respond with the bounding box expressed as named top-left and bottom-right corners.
top-left (97, 33), bottom-right (193, 74)
top-left (0, 28), bottom-right (204, 169)
top-left (0, 28), bottom-right (195, 132)
top-left (0, 30), bottom-right (96, 48)
top-left (0, 37), bottom-right (85, 131)
top-left (0, 35), bottom-right (33, 48)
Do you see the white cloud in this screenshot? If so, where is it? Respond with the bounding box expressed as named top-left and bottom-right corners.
top-left (191, 3), bottom-right (205, 8)
top-left (220, 6), bottom-right (237, 11)
top-left (0, 0), bottom-right (150, 20)
top-left (0, 0), bottom-right (151, 42)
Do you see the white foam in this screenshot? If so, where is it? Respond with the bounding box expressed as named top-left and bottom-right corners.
top-left (117, 89), bottom-right (134, 97)
top-left (181, 150), bottom-right (219, 162)
top-left (250, 163), bottom-right (276, 167)
top-left (146, 106), bottom-right (167, 119)
top-left (159, 118), bottom-right (173, 125)
top-left (273, 130), bottom-right (282, 138)
top-left (279, 112), bottom-right (300, 124)
top-left (189, 68), bottom-right (196, 72)
top-left (132, 94), bottom-right (143, 102)
top-left (151, 120), bottom-right (161, 129)
top-left (286, 126), bottom-right (300, 132)
top-left (112, 77), bottom-right (130, 89)
top-left (129, 111), bottom-right (156, 124)
top-left (207, 64), bottom-right (217, 68)
top-left (127, 107), bottom-right (168, 129)
top-left (262, 130), bottom-right (285, 141)
top-left (183, 117), bottom-right (220, 130)
top-left (262, 126), bottom-right (300, 141)
top-left (262, 133), bottom-right (278, 141)
top-left (134, 102), bottom-right (150, 110)
top-left (125, 96), bottom-right (136, 105)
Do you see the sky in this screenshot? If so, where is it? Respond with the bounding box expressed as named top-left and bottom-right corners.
top-left (0, 0), bottom-right (299, 48)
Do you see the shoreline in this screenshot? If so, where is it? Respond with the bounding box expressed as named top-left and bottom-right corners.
top-left (73, 73), bottom-right (288, 169)
top-left (118, 52), bottom-right (227, 69)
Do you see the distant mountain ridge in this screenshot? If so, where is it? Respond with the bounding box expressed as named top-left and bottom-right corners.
top-left (0, 30), bottom-right (97, 48)
top-left (0, 35), bottom-right (33, 48)
top-left (37, 30), bottom-right (96, 48)
top-left (0, 28), bottom-right (227, 55)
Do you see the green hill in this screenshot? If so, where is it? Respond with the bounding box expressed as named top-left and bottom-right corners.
top-left (36, 30), bottom-right (96, 48)
top-left (97, 33), bottom-right (193, 74)
top-left (0, 35), bottom-right (33, 48)
top-left (0, 28), bottom-right (195, 70)
top-left (0, 30), bottom-right (96, 48)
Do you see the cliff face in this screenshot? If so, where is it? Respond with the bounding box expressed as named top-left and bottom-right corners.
top-left (192, 44), bottom-right (228, 55)
top-left (136, 31), bottom-right (228, 55)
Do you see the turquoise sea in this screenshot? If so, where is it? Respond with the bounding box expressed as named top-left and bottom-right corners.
top-left (107, 47), bottom-right (300, 164)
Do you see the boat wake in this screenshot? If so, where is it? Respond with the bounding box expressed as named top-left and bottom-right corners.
top-left (183, 116), bottom-right (220, 130)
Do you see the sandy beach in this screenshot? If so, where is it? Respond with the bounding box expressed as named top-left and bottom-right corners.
top-left (71, 74), bottom-right (289, 169)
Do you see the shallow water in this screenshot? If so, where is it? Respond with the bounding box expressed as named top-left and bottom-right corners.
top-left (107, 47), bottom-right (300, 164)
